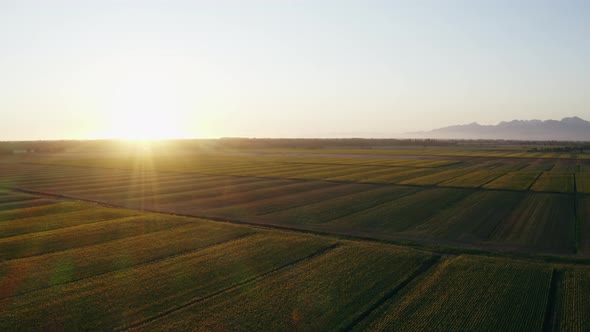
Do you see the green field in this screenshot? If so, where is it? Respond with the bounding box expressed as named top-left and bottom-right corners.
top-left (483, 171), bottom-right (541, 190)
top-left (1, 146), bottom-right (590, 330)
top-left (531, 172), bottom-right (576, 193)
top-left (0, 194), bottom-right (588, 331)
top-left (355, 256), bottom-right (553, 331)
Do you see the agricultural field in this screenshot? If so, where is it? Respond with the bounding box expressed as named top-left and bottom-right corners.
top-left (578, 196), bottom-right (590, 255)
top-left (483, 171), bottom-right (542, 190)
top-left (1, 145), bottom-right (590, 330)
top-left (0, 189), bottom-right (588, 331)
top-left (576, 173), bottom-right (590, 194)
top-left (488, 193), bottom-right (576, 254)
top-left (531, 172), bottom-right (576, 193)
top-left (406, 190), bottom-right (527, 244)
top-left (554, 266), bottom-right (590, 331)
top-left (354, 255), bottom-right (553, 331)
top-left (0, 149), bottom-right (589, 256)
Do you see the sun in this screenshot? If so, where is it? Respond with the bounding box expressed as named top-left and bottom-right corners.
top-left (109, 110), bottom-right (179, 140)
top-left (102, 70), bottom-right (186, 140)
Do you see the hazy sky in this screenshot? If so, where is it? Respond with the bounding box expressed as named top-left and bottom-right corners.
top-left (1, 0), bottom-right (589, 140)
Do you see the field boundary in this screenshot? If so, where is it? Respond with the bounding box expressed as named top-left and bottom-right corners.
top-left (477, 169), bottom-right (514, 188)
top-left (542, 269), bottom-right (563, 332)
top-left (527, 171), bottom-right (546, 191)
top-left (340, 255), bottom-right (442, 331)
top-left (3, 186), bottom-right (590, 265)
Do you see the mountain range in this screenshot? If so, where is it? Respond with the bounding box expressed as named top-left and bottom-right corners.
top-left (405, 116), bottom-right (590, 141)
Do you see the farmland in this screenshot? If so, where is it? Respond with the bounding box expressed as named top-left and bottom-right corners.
top-left (1, 143), bottom-right (590, 330)
top-left (0, 189), bottom-right (589, 331)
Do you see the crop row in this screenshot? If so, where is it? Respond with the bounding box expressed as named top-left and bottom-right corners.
top-left (483, 171), bottom-right (541, 190)
top-left (0, 213), bottom-right (192, 261)
top-left (3, 164), bottom-right (586, 255)
top-left (489, 193), bottom-right (576, 254)
top-left (556, 267), bottom-right (590, 331)
top-left (324, 188), bottom-right (472, 235)
top-left (203, 183), bottom-right (371, 218)
top-left (0, 205), bottom-right (139, 239)
top-left (356, 255), bottom-right (553, 331)
top-left (256, 186), bottom-right (421, 226)
top-left (531, 173), bottom-right (576, 193)
top-left (406, 190), bottom-right (526, 243)
top-left (139, 243), bottom-right (433, 331)
top-left (11, 158), bottom-right (590, 195)
top-left (0, 233), bottom-right (335, 331)
top-left (0, 219), bottom-right (253, 299)
top-left (0, 189), bottom-right (589, 330)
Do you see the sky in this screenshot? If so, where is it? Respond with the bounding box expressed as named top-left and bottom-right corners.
top-left (1, 0), bottom-right (589, 140)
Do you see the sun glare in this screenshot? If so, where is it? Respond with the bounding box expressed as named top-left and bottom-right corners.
top-left (99, 57), bottom-right (189, 141)
top-left (110, 110), bottom-right (178, 140)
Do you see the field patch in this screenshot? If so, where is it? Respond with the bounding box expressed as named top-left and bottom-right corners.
top-left (0, 206), bottom-right (139, 239)
top-left (576, 173), bottom-right (590, 194)
top-left (406, 190), bottom-right (525, 243)
top-left (205, 183), bottom-right (370, 218)
top-left (490, 193), bottom-right (576, 254)
top-left (136, 243), bottom-right (434, 331)
top-left (398, 167), bottom-right (478, 186)
top-left (0, 233), bottom-right (335, 331)
top-left (0, 193), bottom-right (38, 204)
top-left (577, 196), bottom-right (590, 256)
top-left (0, 214), bottom-right (191, 260)
top-left (531, 172), bottom-right (575, 193)
top-left (361, 167), bottom-right (441, 184)
top-left (257, 186), bottom-right (420, 226)
top-left (0, 198), bottom-right (57, 212)
top-left (439, 169), bottom-right (508, 188)
top-left (0, 221), bottom-right (253, 299)
top-left (328, 188), bottom-right (472, 234)
top-left (554, 266), bottom-right (590, 331)
top-left (521, 163), bottom-right (555, 172)
top-left (483, 171), bottom-right (541, 190)
top-left (356, 255), bottom-right (552, 331)
top-left (326, 167), bottom-right (411, 182)
top-left (0, 202), bottom-right (91, 222)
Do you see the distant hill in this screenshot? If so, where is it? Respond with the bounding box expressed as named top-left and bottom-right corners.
top-left (405, 116), bottom-right (590, 141)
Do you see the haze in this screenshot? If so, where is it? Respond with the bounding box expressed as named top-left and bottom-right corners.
top-left (1, 0), bottom-right (589, 140)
